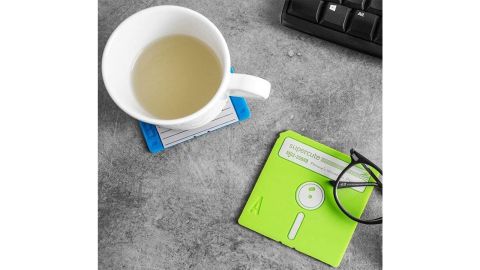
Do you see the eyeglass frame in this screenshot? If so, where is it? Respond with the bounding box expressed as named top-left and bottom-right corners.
top-left (329, 149), bottom-right (383, 225)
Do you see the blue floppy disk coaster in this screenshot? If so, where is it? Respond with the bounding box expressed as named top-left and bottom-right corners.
top-left (139, 96), bottom-right (250, 153)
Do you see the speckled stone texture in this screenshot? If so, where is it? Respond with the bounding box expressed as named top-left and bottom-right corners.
top-left (98, 0), bottom-right (382, 269)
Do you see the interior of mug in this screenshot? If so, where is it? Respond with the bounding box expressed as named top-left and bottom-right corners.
top-left (102, 5), bottom-right (230, 121)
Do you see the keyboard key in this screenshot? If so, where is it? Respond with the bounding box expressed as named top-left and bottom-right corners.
top-left (367, 0), bottom-right (382, 16)
top-left (346, 10), bottom-right (379, 41)
top-left (287, 0), bottom-right (324, 23)
top-left (319, 3), bottom-right (351, 32)
top-left (374, 20), bottom-right (382, 44)
top-left (343, 0), bottom-right (366, 10)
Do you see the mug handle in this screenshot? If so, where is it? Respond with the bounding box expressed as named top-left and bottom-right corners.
top-left (227, 73), bottom-right (271, 99)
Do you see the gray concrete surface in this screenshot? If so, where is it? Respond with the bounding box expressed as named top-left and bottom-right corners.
top-left (98, 0), bottom-right (382, 269)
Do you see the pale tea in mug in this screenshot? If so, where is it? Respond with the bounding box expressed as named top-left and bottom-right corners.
top-left (132, 34), bottom-right (223, 120)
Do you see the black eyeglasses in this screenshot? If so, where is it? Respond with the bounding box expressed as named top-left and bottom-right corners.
top-left (329, 149), bottom-right (382, 225)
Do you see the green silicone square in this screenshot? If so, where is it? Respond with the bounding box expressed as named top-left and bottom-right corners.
top-left (238, 130), bottom-right (374, 267)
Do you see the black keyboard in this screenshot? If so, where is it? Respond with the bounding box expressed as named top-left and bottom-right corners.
top-left (281, 0), bottom-right (382, 57)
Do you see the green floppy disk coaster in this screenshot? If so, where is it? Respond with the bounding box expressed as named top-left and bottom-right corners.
top-left (238, 130), bottom-right (375, 267)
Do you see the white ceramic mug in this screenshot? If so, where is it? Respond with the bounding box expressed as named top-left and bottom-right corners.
top-left (102, 5), bottom-right (271, 130)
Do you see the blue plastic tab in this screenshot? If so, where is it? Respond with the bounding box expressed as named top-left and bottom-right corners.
top-left (230, 96), bottom-right (251, 121)
top-left (229, 66), bottom-right (251, 121)
top-left (138, 121), bottom-right (164, 153)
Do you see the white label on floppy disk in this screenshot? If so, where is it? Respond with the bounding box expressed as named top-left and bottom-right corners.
top-left (279, 138), bottom-right (369, 192)
top-left (156, 98), bottom-right (239, 148)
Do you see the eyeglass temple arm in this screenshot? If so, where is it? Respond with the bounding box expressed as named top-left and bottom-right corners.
top-left (329, 180), bottom-right (379, 188)
top-left (360, 163), bottom-right (383, 188)
top-left (351, 149), bottom-right (383, 188)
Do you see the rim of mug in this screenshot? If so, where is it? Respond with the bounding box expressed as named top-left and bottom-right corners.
top-left (101, 5), bottom-right (231, 126)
